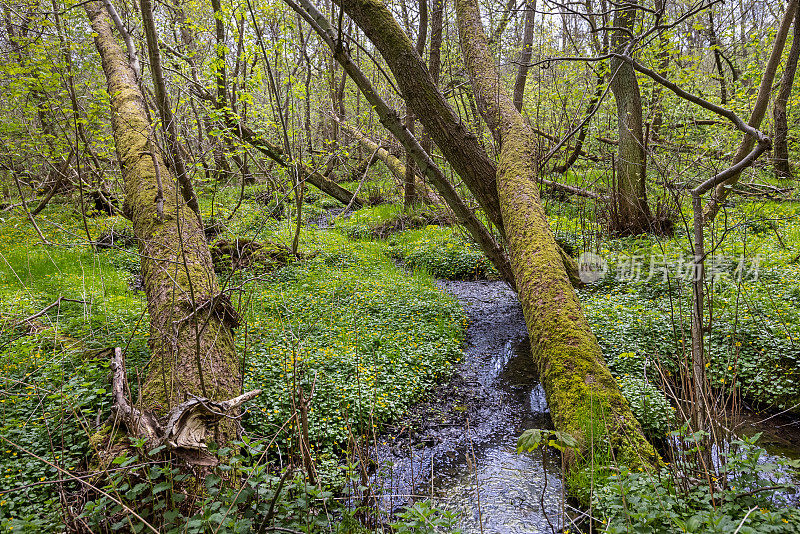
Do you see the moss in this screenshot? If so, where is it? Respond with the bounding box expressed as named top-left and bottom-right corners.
top-left (87, 424), bottom-right (129, 471)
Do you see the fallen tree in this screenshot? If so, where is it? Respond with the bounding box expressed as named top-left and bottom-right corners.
top-left (193, 89), bottom-right (363, 207)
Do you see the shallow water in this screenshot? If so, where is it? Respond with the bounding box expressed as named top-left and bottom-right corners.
top-left (372, 280), bottom-right (564, 533)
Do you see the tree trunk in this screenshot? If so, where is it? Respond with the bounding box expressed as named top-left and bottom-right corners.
top-left (708, 10), bottom-right (728, 105)
top-left (289, 0), bottom-right (517, 285)
top-left (512, 0), bottom-right (535, 112)
top-left (609, 0), bottom-right (653, 234)
top-left (648, 0), bottom-right (669, 142)
top-left (705, 0), bottom-right (798, 221)
top-left (86, 1), bottom-right (241, 442)
top-left (420, 0), bottom-right (445, 158)
top-left (773, 7), bottom-right (800, 179)
top-left (454, 0), bottom-right (654, 487)
top-left (140, 0), bottom-right (200, 216)
top-left (339, 118), bottom-right (439, 204)
top-left (403, 0), bottom-right (428, 207)
top-left (341, 121), bottom-right (407, 181)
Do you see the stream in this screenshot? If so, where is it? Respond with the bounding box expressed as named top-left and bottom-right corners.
top-left (371, 280), bottom-right (564, 533)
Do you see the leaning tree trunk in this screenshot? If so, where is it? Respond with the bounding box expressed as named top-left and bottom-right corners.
top-left (454, 0), bottom-right (654, 489)
top-left (609, 0), bottom-right (653, 234)
top-left (774, 7), bottom-right (800, 179)
top-left (337, 118), bottom-right (438, 203)
top-left (705, 0), bottom-right (797, 221)
top-left (86, 1), bottom-right (242, 444)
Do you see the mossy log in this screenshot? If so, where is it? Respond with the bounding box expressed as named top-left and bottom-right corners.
top-left (455, 0), bottom-right (655, 490)
top-left (86, 1), bottom-right (242, 443)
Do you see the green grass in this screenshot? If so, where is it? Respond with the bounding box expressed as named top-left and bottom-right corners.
top-left (0, 208), bottom-right (149, 529)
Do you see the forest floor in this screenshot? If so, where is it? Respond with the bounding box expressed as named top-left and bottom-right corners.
top-left (1, 177), bottom-right (800, 531)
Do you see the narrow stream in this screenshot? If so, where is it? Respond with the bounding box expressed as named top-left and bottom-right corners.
top-left (372, 280), bottom-right (564, 533)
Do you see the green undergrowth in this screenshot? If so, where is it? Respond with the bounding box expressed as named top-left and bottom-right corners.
top-left (0, 194), bottom-right (467, 531)
top-left (235, 225), bottom-right (466, 452)
top-left (593, 430), bottom-right (800, 533)
top-left (387, 226), bottom-right (498, 280)
top-left (575, 200), bottom-right (800, 420)
top-left (0, 206), bottom-right (148, 528)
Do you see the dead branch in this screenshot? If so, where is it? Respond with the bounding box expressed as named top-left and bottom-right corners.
top-left (110, 348), bottom-right (261, 463)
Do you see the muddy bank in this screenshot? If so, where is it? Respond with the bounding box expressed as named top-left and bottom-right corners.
top-left (371, 280), bottom-right (564, 533)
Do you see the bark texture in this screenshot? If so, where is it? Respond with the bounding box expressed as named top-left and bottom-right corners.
top-left (609, 0), bottom-right (653, 234)
top-left (86, 1), bottom-right (241, 440)
top-left (773, 7), bottom-right (800, 179)
top-left (455, 0), bottom-right (654, 489)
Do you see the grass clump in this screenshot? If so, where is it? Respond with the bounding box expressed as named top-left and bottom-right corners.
top-left (389, 226), bottom-right (497, 280)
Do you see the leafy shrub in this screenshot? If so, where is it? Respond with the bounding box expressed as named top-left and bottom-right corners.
top-left (617, 376), bottom-right (674, 438)
top-left (390, 500), bottom-right (462, 534)
top-left (78, 439), bottom-right (341, 534)
top-left (390, 227), bottom-right (497, 280)
top-left (594, 432), bottom-right (800, 533)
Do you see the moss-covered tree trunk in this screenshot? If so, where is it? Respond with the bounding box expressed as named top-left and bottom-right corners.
top-left (86, 1), bottom-right (241, 441)
top-left (455, 0), bottom-right (654, 486)
top-left (609, 0), bottom-right (653, 234)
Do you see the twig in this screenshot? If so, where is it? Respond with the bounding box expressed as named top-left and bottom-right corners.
top-left (733, 506), bottom-right (759, 534)
top-left (15, 296), bottom-right (87, 326)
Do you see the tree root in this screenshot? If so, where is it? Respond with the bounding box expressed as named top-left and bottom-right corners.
top-left (110, 348), bottom-right (260, 465)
